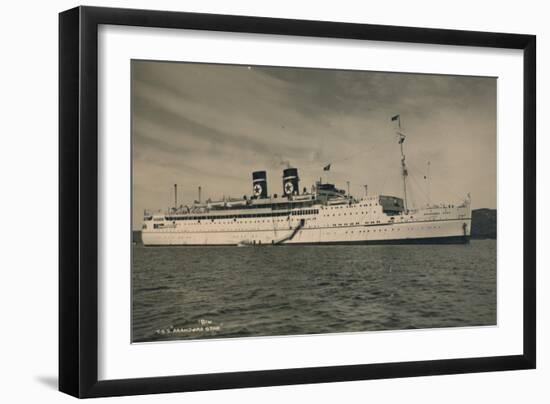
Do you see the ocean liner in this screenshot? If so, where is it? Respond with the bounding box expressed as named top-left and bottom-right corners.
top-left (141, 118), bottom-right (471, 246)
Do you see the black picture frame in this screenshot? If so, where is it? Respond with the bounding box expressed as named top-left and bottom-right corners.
top-left (59, 5), bottom-right (536, 398)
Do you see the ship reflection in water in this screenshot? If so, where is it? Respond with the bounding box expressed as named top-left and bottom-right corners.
top-left (132, 240), bottom-right (496, 342)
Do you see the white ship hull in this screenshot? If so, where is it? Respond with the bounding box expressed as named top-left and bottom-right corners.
top-left (142, 197), bottom-right (471, 246)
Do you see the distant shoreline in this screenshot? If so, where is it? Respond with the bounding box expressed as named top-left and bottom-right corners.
top-left (471, 208), bottom-right (497, 239)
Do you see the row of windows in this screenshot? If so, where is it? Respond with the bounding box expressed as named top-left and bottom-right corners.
top-left (156, 210), bottom-right (436, 225)
top-left (153, 202), bottom-right (387, 220)
top-left (204, 201), bottom-right (316, 211)
top-left (174, 217), bottom-right (319, 225)
top-left (327, 203), bottom-right (377, 209)
top-left (149, 224), bottom-right (444, 233)
top-left (291, 209), bottom-right (318, 216)
top-left (164, 209), bottom-right (319, 221)
top-left (324, 211), bottom-right (377, 217)
top-left (156, 217), bottom-right (436, 229)
top-left (155, 204), bottom-right (386, 222)
top-left (344, 225), bottom-right (442, 234)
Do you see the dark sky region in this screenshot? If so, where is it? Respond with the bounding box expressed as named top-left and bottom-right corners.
top-left (132, 60), bottom-right (496, 229)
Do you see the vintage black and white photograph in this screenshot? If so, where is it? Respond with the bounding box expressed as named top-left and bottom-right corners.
top-left (131, 60), bottom-right (497, 343)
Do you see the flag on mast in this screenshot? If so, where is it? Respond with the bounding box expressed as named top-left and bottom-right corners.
top-left (391, 114), bottom-right (401, 129)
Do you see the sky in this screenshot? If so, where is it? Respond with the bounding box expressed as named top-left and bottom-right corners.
top-left (132, 60), bottom-right (496, 229)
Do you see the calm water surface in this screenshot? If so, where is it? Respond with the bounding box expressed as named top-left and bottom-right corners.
top-left (132, 240), bottom-right (496, 342)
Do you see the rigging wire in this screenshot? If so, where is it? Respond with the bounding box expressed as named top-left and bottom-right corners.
top-left (407, 160), bottom-right (464, 202)
top-left (408, 169), bottom-right (431, 207)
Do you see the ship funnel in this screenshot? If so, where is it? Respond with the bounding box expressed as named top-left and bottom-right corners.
top-left (282, 167), bottom-right (300, 196)
top-left (252, 170), bottom-right (268, 199)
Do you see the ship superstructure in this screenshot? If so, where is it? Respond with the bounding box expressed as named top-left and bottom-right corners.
top-left (141, 118), bottom-right (471, 246)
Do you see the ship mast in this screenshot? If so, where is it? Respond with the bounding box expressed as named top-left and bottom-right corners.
top-left (393, 115), bottom-right (408, 212)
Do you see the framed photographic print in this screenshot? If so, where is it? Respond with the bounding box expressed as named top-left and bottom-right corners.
top-left (59, 6), bottom-right (536, 398)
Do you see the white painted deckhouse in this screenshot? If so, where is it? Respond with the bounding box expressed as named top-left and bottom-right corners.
top-left (141, 117), bottom-right (471, 246)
